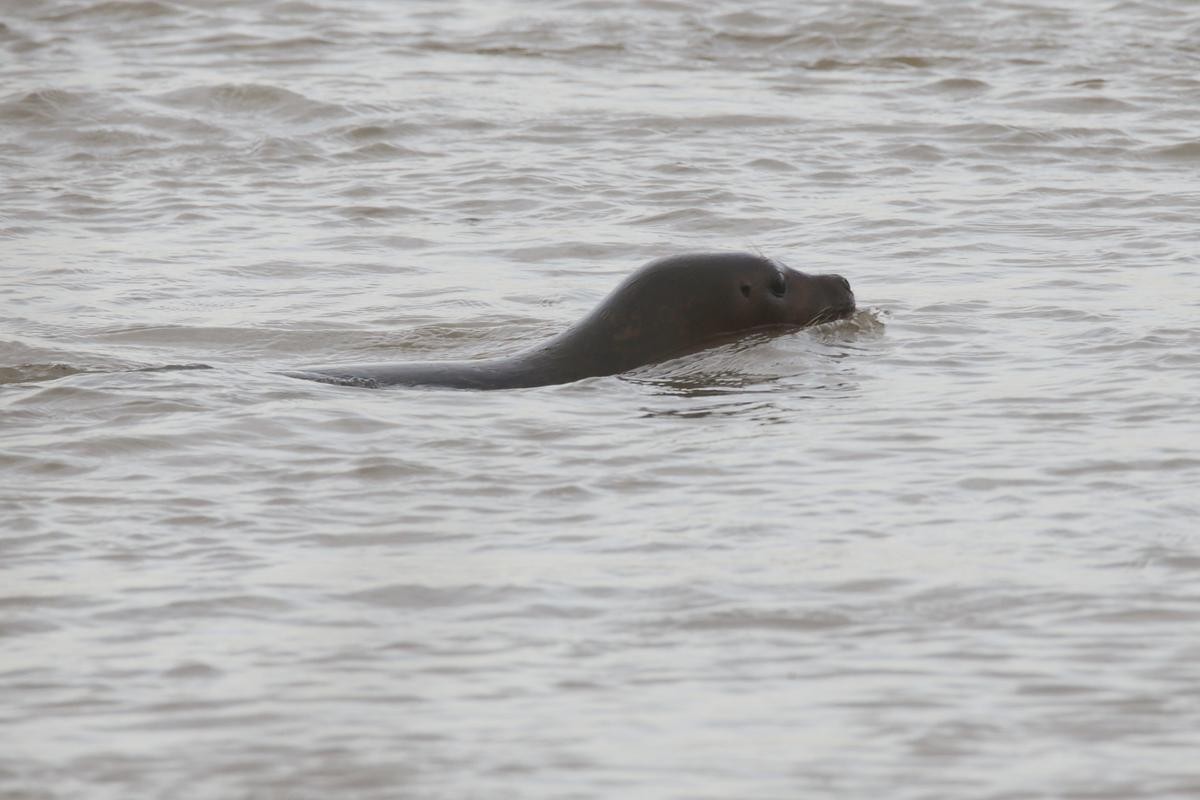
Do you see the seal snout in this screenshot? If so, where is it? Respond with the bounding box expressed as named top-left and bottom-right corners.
top-left (827, 273), bottom-right (855, 308)
top-left (815, 273), bottom-right (856, 323)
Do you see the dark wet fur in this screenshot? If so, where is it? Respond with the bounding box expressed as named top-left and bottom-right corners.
top-left (290, 252), bottom-right (855, 390)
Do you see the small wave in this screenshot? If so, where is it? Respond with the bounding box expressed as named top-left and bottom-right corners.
top-left (883, 143), bottom-right (946, 162)
top-left (247, 135), bottom-right (325, 161)
top-left (130, 364), bottom-right (214, 374)
top-left (745, 157), bottom-right (798, 172)
top-left (1009, 94), bottom-right (1139, 114)
top-left (97, 594), bottom-right (293, 622)
top-left (337, 142), bottom-right (429, 161)
top-left (712, 10), bottom-right (782, 29)
top-left (805, 55), bottom-right (942, 71)
top-left (0, 360), bottom-right (214, 387)
top-left (336, 204), bottom-right (423, 221)
top-left (1142, 141), bottom-right (1200, 162)
top-left (626, 310), bottom-right (878, 397)
top-left (71, 127), bottom-right (169, 150)
top-left (204, 34), bottom-right (335, 55)
top-left (330, 121), bottom-right (423, 144)
top-left (647, 112), bottom-right (799, 131)
top-left (921, 77), bottom-right (991, 94)
top-left (47, 0), bottom-right (180, 22)
top-left (0, 88), bottom-right (93, 123)
top-left (828, 306), bottom-right (886, 335)
top-left (156, 83), bottom-right (347, 123)
top-left (416, 37), bottom-right (627, 59)
top-left (673, 608), bottom-right (855, 632)
top-left (0, 363), bottom-right (93, 386)
top-left (0, 20), bottom-right (38, 51)
top-left (274, 0), bottom-right (329, 15)
top-left (163, 661), bottom-right (222, 680)
top-left (341, 583), bottom-right (534, 610)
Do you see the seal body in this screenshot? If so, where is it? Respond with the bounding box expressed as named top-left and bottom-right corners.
top-left (289, 252), bottom-right (855, 390)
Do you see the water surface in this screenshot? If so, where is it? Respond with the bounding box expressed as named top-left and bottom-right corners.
top-left (3, 0), bottom-right (1200, 797)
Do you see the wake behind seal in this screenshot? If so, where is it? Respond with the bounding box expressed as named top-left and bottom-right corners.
top-left (287, 252), bottom-right (855, 390)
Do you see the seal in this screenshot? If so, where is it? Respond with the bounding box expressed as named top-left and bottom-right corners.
top-left (287, 252), bottom-right (855, 390)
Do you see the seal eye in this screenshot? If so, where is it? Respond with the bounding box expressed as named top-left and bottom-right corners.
top-left (768, 272), bottom-right (787, 297)
top-left (740, 283), bottom-right (751, 298)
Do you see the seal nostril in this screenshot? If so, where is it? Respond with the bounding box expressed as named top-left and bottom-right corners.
top-left (835, 275), bottom-right (851, 292)
top-left (740, 284), bottom-right (751, 298)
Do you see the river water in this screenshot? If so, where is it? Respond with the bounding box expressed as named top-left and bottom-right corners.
top-left (3, 0), bottom-right (1199, 797)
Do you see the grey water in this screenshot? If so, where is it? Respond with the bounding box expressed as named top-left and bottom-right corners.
top-left (2, 0), bottom-right (1199, 798)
